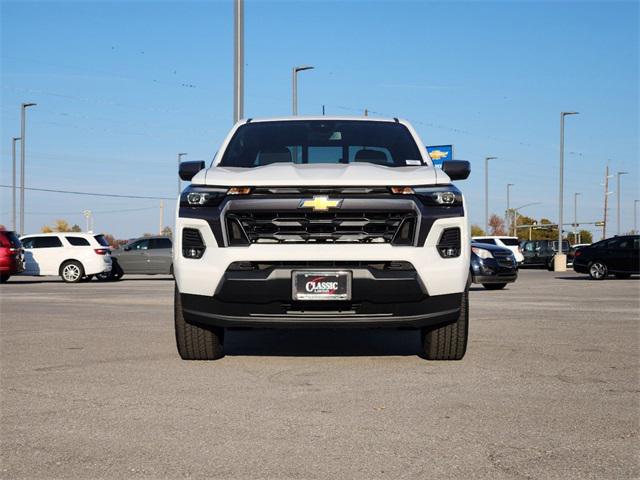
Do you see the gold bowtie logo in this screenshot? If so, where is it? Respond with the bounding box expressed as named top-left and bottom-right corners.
top-left (299, 196), bottom-right (343, 211)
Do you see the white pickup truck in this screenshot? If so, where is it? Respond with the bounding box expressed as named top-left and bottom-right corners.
top-left (174, 117), bottom-right (471, 360)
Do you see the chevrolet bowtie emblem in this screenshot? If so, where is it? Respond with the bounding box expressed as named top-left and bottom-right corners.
top-left (429, 149), bottom-right (449, 160)
top-left (299, 196), bottom-right (343, 211)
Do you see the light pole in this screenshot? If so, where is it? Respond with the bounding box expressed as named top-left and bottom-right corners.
top-left (484, 156), bottom-right (496, 233)
top-left (616, 171), bottom-right (628, 235)
top-left (177, 153), bottom-right (188, 196)
top-left (83, 210), bottom-right (92, 233)
top-left (573, 192), bottom-right (581, 244)
top-left (506, 183), bottom-right (514, 235)
top-left (634, 200), bottom-right (639, 234)
top-left (292, 65), bottom-right (314, 115)
top-left (20, 103), bottom-right (36, 235)
top-left (12, 136), bottom-right (21, 231)
top-left (556, 111), bottom-right (578, 271)
top-left (233, 0), bottom-right (244, 123)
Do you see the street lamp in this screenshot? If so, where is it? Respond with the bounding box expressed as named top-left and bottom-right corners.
top-left (573, 192), bottom-right (581, 244)
top-left (233, 0), bottom-right (244, 123)
top-left (20, 102), bottom-right (36, 235)
top-left (513, 202), bottom-right (542, 240)
top-left (11, 136), bottom-right (21, 231)
top-left (506, 183), bottom-right (514, 235)
top-left (556, 111), bottom-right (578, 271)
top-left (484, 156), bottom-right (496, 233)
top-left (292, 65), bottom-right (314, 115)
top-left (177, 152), bottom-right (188, 197)
top-left (616, 171), bottom-right (628, 235)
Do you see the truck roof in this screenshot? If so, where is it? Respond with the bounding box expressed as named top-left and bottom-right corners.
top-left (238, 116), bottom-right (407, 125)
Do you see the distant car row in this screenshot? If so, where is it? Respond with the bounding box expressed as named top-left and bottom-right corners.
top-left (1, 230), bottom-right (637, 284)
top-left (0, 231), bottom-right (173, 283)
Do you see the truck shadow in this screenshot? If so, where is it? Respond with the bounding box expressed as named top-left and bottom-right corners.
top-left (223, 328), bottom-right (423, 357)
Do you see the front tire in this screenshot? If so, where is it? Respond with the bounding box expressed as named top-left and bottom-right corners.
top-left (421, 284), bottom-right (469, 360)
top-left (0, 274), bottom-right (9, 283)
top-left (60, 261), bottom-right (84, 283)
top-left (483, 283), bottom-right (507, 290)
top-left (174, 286), bottom-right (224, 360)
top-left (588, 261), bottom-right (608, 280)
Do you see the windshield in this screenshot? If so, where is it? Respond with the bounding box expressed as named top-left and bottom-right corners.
top-left (219, 120), bottom-right (423, 168)
top-left (499, 238), bottom-right (520, 246)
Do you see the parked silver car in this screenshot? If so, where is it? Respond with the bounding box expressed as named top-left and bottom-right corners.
top-left (97, 236), bottom-right (172, 281)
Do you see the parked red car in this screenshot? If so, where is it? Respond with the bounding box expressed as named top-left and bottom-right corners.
top-left (0, 230), bottom-right (24, 283)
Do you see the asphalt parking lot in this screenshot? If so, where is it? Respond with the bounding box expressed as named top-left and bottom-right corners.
top-left (1, 270), bottom-right (638, 479)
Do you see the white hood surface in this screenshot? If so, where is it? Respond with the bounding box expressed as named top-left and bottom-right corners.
top-left (194, 162), bottom-right (449, 187)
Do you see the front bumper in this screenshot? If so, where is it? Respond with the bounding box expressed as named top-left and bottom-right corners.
top-left (180, 263), bottom-right (462, 328)
top-left (471, 257), bottom-right (518, 284)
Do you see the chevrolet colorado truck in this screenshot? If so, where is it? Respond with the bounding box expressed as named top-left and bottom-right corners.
top-left (174, 117), bottom-right (471, 360)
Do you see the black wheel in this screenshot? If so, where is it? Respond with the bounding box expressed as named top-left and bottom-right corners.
top-left (614, 273), bottom-right (631, 279)
top-left (483, 283), bottom-right (507, 290)
top-left (0, 274), bottom-right (9, 284)
top-left (421, 283), bottom-right (469, 360)
top-left (60, 261), bottom-right (85, 283)
top-left (588, 261), bottom-right (608, 280)
top-left (174, 286), bottom-right (224, 360)
top-left (546, 258), bottom-right (554, 271)
top-left (95, 271), bottom-right (112, 282)
top-left (109, 259), bottom-right (124, 281)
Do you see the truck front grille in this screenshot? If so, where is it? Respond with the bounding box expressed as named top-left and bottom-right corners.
top-left (226, 211), bottom-right (417, 245)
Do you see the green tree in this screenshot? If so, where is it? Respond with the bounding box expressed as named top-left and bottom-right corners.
top-left (470, 225), bottom-right (485, 237)
top-left (161, 226), bottom-right (173, 237)
top-left (71, 224), bottom-right (82, 232)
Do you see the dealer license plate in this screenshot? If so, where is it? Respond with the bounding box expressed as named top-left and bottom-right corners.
top-left (292, 271), bottom-right (352, 301)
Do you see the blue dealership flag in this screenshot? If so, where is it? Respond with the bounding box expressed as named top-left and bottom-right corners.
top-left (426, 145), bottom-right (453, 168)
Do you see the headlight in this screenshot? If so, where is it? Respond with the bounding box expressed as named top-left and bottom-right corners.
top-left (472, 247), bottom-right (493, 259)
top-left (390, 185), bottom-right (462, 207)
top-left (180, 186), bottom-right (234, 207)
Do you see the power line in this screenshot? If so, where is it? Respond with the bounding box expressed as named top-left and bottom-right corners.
top-left (0, 185), bottom-right (173, 200)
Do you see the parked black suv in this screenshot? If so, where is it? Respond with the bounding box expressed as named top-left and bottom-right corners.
top-left (470, 242), bottom-right (518, 289)
top-left (520, 239), bottom-right (571, 270)
top-left (573, 235), bottom-right (639, 279)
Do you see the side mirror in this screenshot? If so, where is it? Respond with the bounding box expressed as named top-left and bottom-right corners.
top-left (179, 161), bottom-right (206, 181)
top-left (441, 160), bottom-right (471, 181)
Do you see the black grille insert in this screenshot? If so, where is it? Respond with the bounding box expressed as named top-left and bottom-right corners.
top-left (182, 228), bottom-right (205, 259)
top-left (226, 211), bottom-right (417, 245)
top-left (437, 227), bottom-right (461, 258)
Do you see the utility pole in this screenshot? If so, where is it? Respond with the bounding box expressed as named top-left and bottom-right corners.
top-left (506, 183), bottom-right (514, 235)
top-left (159, 200), bottom-right (164, 235)
top-left (634, 200), bottom-right (639, 234)
top-left (364, 108), bottom-right (368, 117)
top-left (573, 192), bottom-right (580, 245)
top-left (233, 0), bottom-right (244, 123)
top-left (484, 156), bottom-right (496, 233)
top-left (19, 103), bottom-right (36, 235)
top-left (616, 171), bottom-right (628, 235)
top-left (177, 152), bottom-right (187, 197)
top-left (11, 137), bottom-right (21, 231)
top-left (602, 163), bottom-right (612, 240)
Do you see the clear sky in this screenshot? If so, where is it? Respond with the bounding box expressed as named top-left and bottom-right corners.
top-left (1, 0), bottom-right (638, 239)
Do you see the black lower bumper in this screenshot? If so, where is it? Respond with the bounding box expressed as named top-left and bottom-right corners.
top-left (472, 273), bottom-right (517, 284)
top-left (181, 293), bottom-right (462, 328)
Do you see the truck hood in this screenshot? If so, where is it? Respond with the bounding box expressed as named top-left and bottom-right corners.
top-left (194, 163), bottom-right (448, 186)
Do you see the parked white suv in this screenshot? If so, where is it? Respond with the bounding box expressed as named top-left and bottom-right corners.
top-left (472, 236), bottom-right (524, 264)
top-left (20, 233), bottom-right (112, 283)
top-left (174, 117), bottom-right (471, 361)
